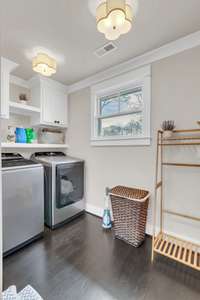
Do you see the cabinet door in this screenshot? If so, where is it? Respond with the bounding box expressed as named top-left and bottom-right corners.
top-left (0, 67), bottom-right (9, 119)
top-left (41, 82), bottom-right (68, 127)
top-left (53, 89), bottom-right (68, 126)
top-left (0, 58), bottom-right (18, 119)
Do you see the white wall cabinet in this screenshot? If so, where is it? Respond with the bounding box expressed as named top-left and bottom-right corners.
top-left (0, 58), bottom-right (68, 128)
top-left (0, 57), bottom-right (18, 119)
top-left (30, 76), bottom-right (68, 128)
top-left (41, 80), bottom-right (68, 126)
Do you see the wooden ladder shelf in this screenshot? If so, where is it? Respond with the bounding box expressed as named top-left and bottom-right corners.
top-left (152, 129), bottom-right (200, 271)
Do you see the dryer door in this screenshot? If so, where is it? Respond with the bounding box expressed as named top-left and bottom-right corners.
top-left (56, 162), bottom-right (84, 209)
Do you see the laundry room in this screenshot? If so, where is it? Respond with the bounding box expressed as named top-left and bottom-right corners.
top-left (1, 1), bottom-right (200, 300)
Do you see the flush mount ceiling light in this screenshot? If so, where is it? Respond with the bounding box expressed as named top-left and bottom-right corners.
top-left (96, 0), bottom-right (137, 40)
top-left (32, 53), bottom-right (57, 77)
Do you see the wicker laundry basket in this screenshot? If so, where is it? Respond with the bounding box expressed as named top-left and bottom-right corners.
top-left (110, 186), bottom-right (150, 247)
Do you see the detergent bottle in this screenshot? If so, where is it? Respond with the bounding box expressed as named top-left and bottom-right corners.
top-left (102, 187), bottom-right (112, 229)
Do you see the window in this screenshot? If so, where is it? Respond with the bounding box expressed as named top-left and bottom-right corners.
top-left (91, 66), bottom-right (151, 146)
top-left (98, 87), bottom-right (143, 138)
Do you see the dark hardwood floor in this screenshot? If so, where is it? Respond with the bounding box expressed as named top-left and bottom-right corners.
top-left (3, 214), bottom-right (200, 300)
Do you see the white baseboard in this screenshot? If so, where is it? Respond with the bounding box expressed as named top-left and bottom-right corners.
top-left (85, 203), bottom-right (103, 218)
top-left (85, 203), bottom-right (200, 245)
top-left (85, 203), bottom-right (152, 235)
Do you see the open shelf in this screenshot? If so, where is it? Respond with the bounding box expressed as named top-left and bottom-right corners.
top-left (9, 101), bottom-right (41, 116)
top-left (160, 142), bottom-right (200, 146)
top-left (154, 232), bottom-right (200, 271)
top-left (152, 129), bottom-right (200, 272)
top-left (163, 136), bottom-right (200, 141)
top-left (1, 143), bottom-right (68, 149)
top-left (159, 129), bottom-right (200, 146)
top-left (162, 162), bottom-right (200, 168)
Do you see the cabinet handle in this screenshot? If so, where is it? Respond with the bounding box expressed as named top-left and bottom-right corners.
top-left (54, 120), bottom-right (60, 124)
top-left (54, 120), bottom-right (58, 124)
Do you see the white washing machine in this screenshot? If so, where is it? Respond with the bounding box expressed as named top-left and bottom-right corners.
top-left (2, 153), bottom-right (44, 256)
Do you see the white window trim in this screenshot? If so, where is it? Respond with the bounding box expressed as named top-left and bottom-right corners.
top-left (90, 65), bottom-right (151, 146)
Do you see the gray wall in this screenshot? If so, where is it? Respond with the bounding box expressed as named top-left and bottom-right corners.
top-left (68, 46), bottom-right (200, 243)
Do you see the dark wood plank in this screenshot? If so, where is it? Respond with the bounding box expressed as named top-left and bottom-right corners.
top-left (3, 214), bottom-right (200, 300)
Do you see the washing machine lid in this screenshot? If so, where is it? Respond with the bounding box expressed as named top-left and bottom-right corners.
top-left (2, 153), bottom-right (41, 169)
top-left (33, 152), bottom-right (83, 165)
top-left (34, 152), bottom-right (66, 157)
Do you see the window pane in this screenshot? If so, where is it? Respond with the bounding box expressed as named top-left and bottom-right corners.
top-left (100, 94), bottom-right (119, 116)
top-left (120, 88), bottom-right (143, 113)
top-left (98, 112), bottom-right (143, 137)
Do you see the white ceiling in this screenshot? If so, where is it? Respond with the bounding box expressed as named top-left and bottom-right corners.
top-left (1, 0), bottom-right (200, 85)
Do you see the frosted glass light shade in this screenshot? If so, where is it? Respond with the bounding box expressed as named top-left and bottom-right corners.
top-left (96, 0), bottom-right (133, 40)
top-left (32, 53), bottom-right (57, 77)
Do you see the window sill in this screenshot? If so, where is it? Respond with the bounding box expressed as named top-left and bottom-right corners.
top-left (90, 137), bottom-right (151, 147)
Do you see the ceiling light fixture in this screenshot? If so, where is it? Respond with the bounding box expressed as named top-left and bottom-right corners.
top-left (32, 53), bottom-right (57, 77)
top-left (96, 0), bottom-right (134, 40)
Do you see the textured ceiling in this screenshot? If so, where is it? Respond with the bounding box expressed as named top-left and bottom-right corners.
top-left (1, 0), bottom-right (200, 85)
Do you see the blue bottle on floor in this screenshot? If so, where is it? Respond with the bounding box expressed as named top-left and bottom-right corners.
top-left (102, 187), bottom-right (112, 229)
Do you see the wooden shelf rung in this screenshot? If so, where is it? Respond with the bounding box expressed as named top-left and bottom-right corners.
top-left (183, 246), bottom-right (188, 262)
top-left (178, 246), bottom-right (183, 260)
top-left (158, 239), bottom-right (165, 251)
top-left (162, 162), bottom-right (200, 167)
top-left (167, 241), bottom-right (174, 255)
top-left (173, 243), bottom-right (179, 258)
top-left (163, 239), bottom-right (169, 253)
top-left (194, 250), bottom-right (198, 266)
top-left (154, 234), bottom-right (162, 249)
top-left (173, 129), bottom-right (200, 133)
top-left (153, 233), bottom-right (200, 271)
top-left (159, 142), bottom-right (200, 146)
top-left (188, 246), bottom-right (193, 264)
top-left (162, 136), bottom-right (200, 141)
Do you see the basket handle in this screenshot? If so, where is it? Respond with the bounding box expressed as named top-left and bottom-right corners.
top-left (109, 192), bottom-right (150, 203)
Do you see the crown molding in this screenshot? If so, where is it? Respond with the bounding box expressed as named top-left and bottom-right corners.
top-left (68, 30), bottom-right (200, 94)
top-left (10, 74), bottom-right (69, 92)
top-left (28, 75), bottom-right (69, 92)
top-left (1, 57), bottom-right (19, 73)
top-left (10, 75), bottom-right (30, 89)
